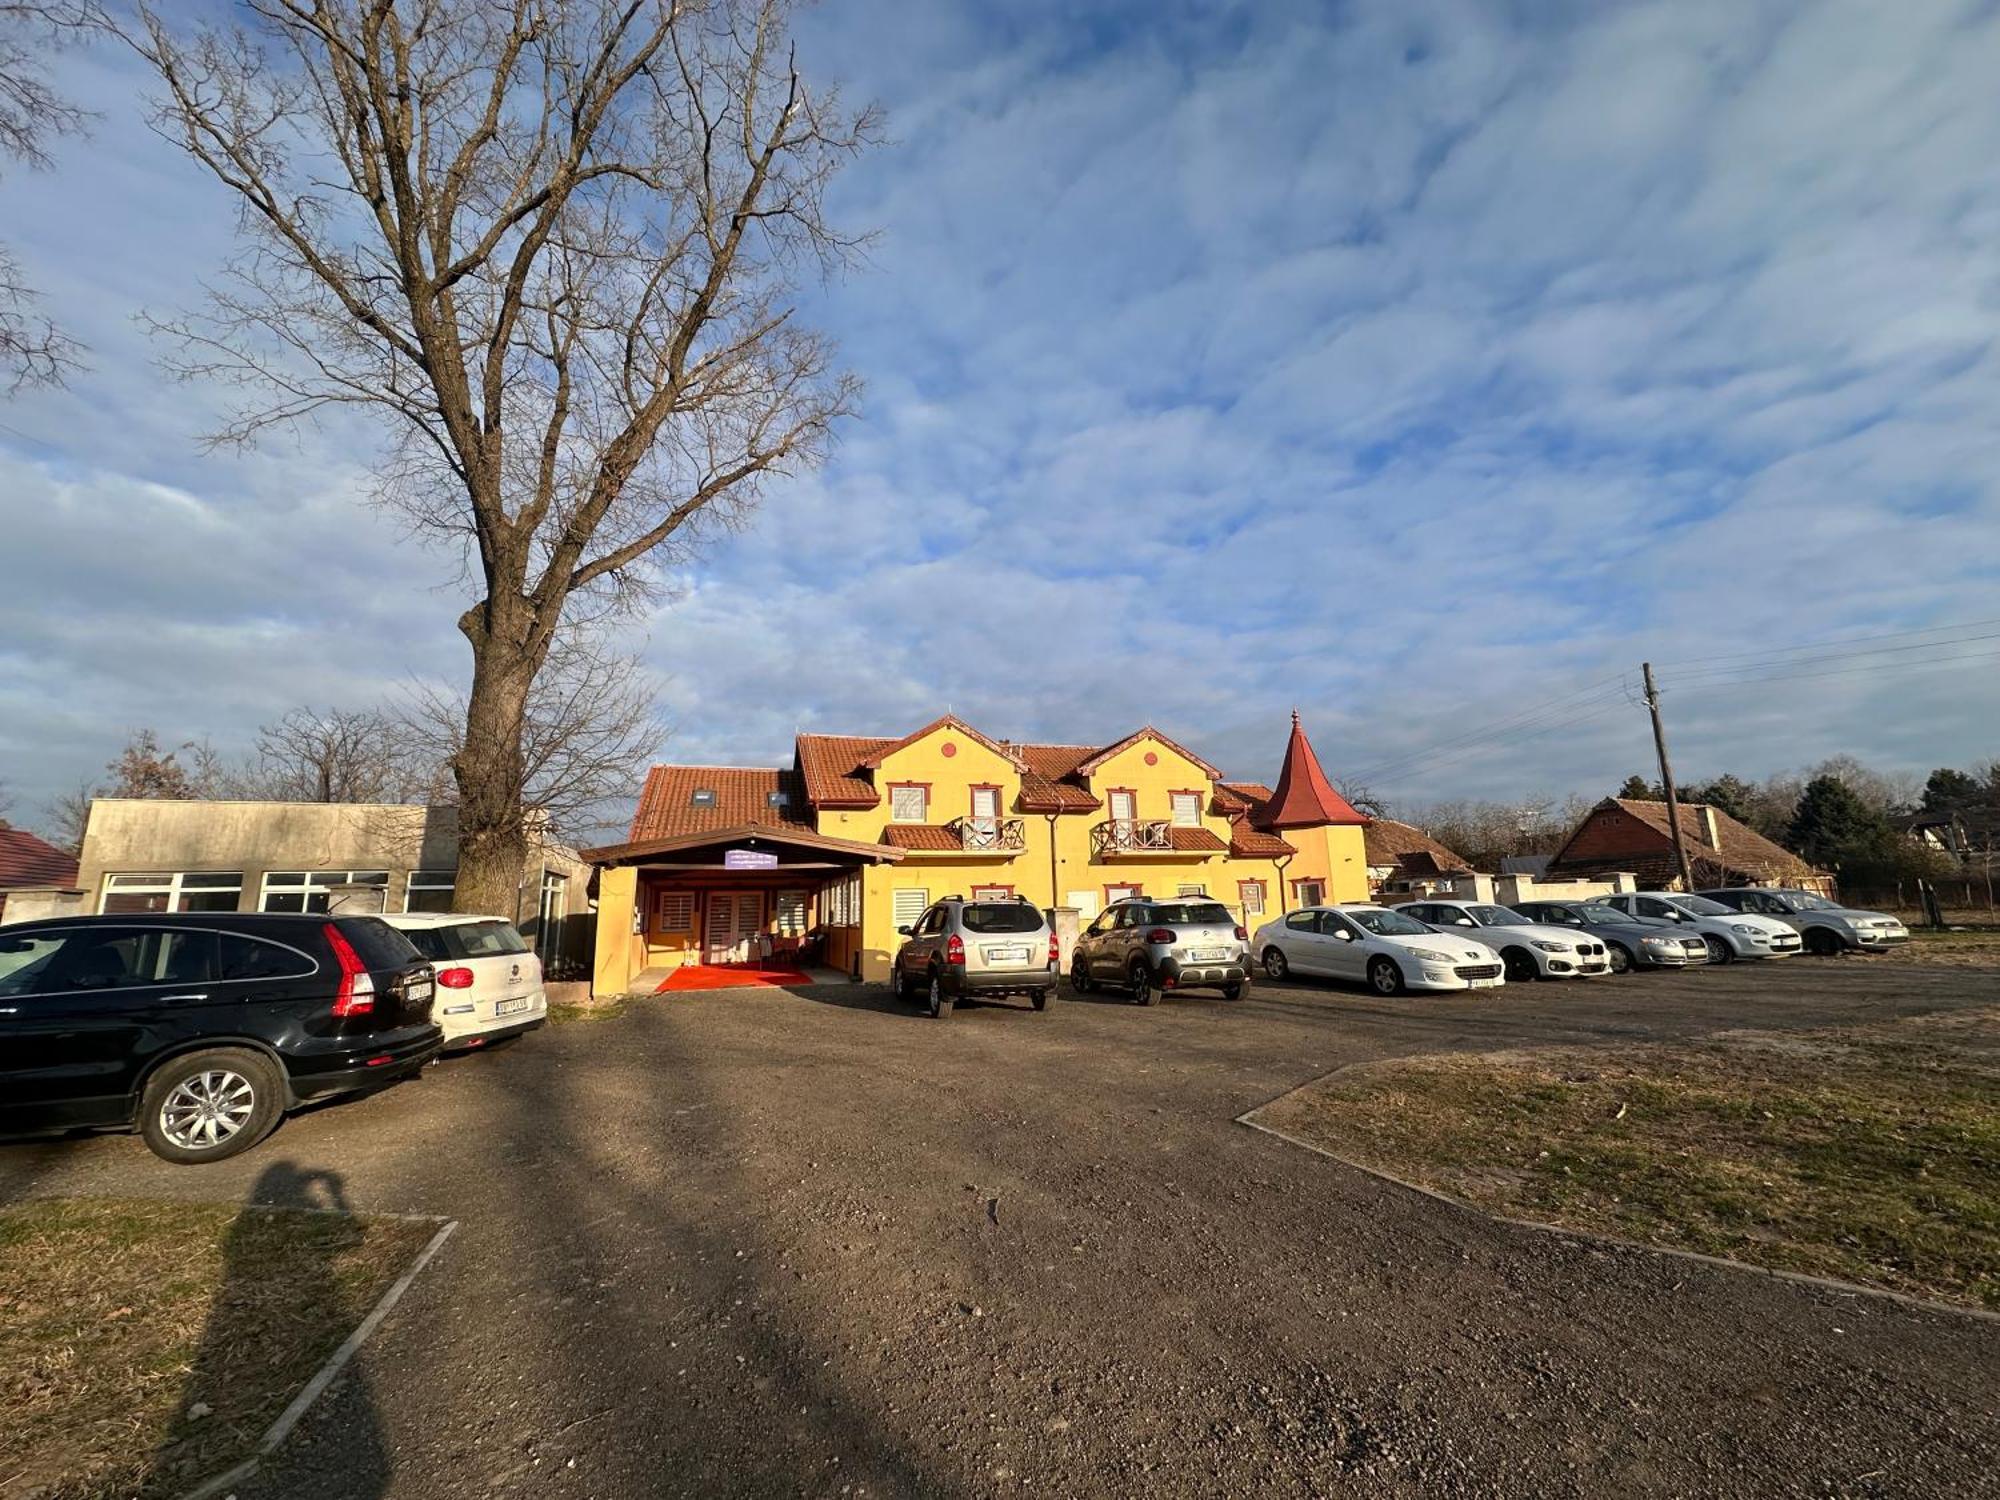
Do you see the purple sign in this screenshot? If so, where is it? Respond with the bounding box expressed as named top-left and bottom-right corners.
top-left (724, 849), bottom-right (779, 869)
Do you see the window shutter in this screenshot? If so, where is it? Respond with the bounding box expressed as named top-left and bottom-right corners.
top-left (1170, 792), bottom-right (1201, 827)
top-left (892, 888), bottom-right (929, 929)
top-left (890, 785), bottom-right (927, 822)
top-left (776, 891), bottom-right (806, 936)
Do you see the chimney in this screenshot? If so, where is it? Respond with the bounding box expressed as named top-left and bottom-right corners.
top-left (1696, 805), bottom-right (1720, 850)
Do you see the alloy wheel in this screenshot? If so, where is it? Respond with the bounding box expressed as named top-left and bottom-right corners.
top-left (159, 1070), bottom-right (256, 1151)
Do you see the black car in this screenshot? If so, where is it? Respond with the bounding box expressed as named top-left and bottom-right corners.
top-left (0, 913), bottom-right (442, 1164)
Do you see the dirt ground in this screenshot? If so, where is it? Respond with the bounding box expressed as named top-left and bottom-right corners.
top-left (3, 956), bottom-right (1998, 1498)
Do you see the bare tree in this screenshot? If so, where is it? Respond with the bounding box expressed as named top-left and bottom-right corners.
top-left (399, 629), bottom-right (665, 843)
top-left (238, 705), bottom-right (444, 803)
top-left (130, 1), bottom-right (872, 912)
top-left (42, 777), bottom-right (96, 853)
top-left (0, 2), bottom-right (99, 391)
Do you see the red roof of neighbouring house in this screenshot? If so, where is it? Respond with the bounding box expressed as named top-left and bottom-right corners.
top-left (1547, 798), bottom-right (1823, 885)
top-left (629, 766), bottom-right (812, 840)
top-left (1256, 712), bottom-right (1367, 829)
top-left (0, 827), bottom-right (78, 889)
top-left (1364, 819), bottom-right (1474, 876)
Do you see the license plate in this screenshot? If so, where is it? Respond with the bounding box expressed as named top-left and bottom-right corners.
top-left (495, 997), bottom-right (530, 1017)
top-left (1469, 977), bottom-right (1501, 989)
top-left (1191, 948), bottom-right (1232, 962)
top-left (984, 946), bottom-right (1030, 962)
top-left (407, 980), bottom-right (433, 1001)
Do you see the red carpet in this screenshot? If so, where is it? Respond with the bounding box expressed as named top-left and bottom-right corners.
top-left (656, 963), bottom-right (814, 992)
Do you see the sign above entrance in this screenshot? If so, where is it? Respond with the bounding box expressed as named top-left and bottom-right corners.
top-left (724, 849), bottom-right (780, 869)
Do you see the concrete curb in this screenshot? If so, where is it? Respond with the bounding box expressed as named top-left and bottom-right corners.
top-left (179, 1216), bottom-right (459, 1500)
top-left (1234, 1089), bottom-right (2000, 1329)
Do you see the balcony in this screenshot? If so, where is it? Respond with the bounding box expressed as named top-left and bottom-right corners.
top-left (1091, 817), bottom-right (1174, 856)
top-left (950, 815), bottom-right (1026, 853)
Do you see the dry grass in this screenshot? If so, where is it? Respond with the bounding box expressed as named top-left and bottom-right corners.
top-left (547, 991), bottom-right (642, 1025)
top-left (0, 1197), bottom-right (438, 1500)
top-left (1254, 1008), bottom-right (2000, 1310)
top-left (1890, 929), bottom-right (2000, 969)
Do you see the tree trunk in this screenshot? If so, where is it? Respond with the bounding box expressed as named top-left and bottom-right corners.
top-left (451, 610), bottom-right (539, 921)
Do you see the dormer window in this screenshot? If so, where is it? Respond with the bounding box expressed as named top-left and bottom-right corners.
top-left (767, 790), bottom-right (789, 809)
top-left (690, 788), bottom-right (717, 808)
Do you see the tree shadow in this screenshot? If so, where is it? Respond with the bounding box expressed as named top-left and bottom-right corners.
top-left (149, 1162), bottom-right (388, 1498)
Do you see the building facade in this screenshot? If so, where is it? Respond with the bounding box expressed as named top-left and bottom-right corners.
top-left (587, 714), bottom-right (1374, 993)
top-left (69, 799), bottom-right (594, 971)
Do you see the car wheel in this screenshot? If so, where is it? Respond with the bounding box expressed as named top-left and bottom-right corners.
top-left (1367, 956), bottom-right (1403, 996)
top-left (138, 1048), bottom-right (283, 1165)
top-left (1032, 984), bottom-right (1054, 1011)
top-left (1130, 963), bottom-right (1158, 1006)
top-left (1607, 942), bottom-right (1634, 975)
top-left (1070, 954), bottom-right (1094, 992)
top-left (928, 969), bottom-right (953, 1018)
top-left (1804, 928), bottom-right (1842, 957)
top-left (1704, 934), bottom-right (1734, 963)
top-left (1501, 947), bottom-right (1538, 983)
top-left (1262, 947), bottom-right (1289, 980)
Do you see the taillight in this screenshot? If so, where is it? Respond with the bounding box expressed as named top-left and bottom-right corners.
top-left (1146, 927), bottom-right (1176, 944)
top-left (437, 967), bottom-right (475, 989)
top-left (323, 923), bottom-right (376, 1017)
top-left (1234, 925), bottom-right (1249, 941)
top-left (1047, 932), bottom-right (1060, 965)
top-left (945, 933), bottom-right (966, 966)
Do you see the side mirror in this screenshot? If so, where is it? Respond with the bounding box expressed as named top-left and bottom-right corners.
top-left (896, 925), bottom-right (912, 937)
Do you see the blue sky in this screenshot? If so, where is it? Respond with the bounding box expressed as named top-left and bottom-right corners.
top-left (3, 0), bottom-right (1999, 828)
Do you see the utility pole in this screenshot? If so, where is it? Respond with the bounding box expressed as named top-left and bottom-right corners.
top-left (1642, 662), bottom-right (1696, 892)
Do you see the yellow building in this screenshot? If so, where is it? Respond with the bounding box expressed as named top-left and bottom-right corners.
top-left (584, 713), bottom-right (1370, 994)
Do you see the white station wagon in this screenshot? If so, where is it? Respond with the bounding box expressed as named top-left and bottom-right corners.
top-left (382, 913), bottom-right (547, 1049)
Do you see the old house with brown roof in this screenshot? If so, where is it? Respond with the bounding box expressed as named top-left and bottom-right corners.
top-left (1545, 797), bottom-right (1832, 894)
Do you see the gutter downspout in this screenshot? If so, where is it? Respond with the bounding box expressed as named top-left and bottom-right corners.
top-left (1276, 853), bottom-right (1293, 916)
top-left (1045, 814), bottom-right (1060, 908)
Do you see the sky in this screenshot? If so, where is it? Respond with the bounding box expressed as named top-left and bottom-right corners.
top-left (2, 0), bottom-right (1998, 833)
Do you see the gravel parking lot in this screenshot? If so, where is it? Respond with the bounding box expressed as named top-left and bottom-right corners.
top-left (5, 958), bottom-right (1998, 1498)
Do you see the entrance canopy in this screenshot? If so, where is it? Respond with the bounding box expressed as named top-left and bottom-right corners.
top-left (581, 822), bottom-right (904, 874)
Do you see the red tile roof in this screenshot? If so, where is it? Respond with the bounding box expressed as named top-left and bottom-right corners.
top-left (1257, 712), bottom-right (1367, 829)
top-left (1228, 826), bottom-right (1295, 859)
top-left (1167, 826), bottom-right (1228, 853)
top-left (1364, 819), bottom-right (1474, 875)
top-left (629, 766), bottom-right (811, 840)
top-left (860, 715), bottom-right (1025, 771)
top-left (1214, 781), bottom-right (1273, 817)
top-left (1548, 798), bottom-right (1823, 885)
top-left (795, 734), bottom-right (896, 808)
top-left (0, 827), bottom-right (78, 889)
top-left (1007, 743), bottom-right (1103, 812)
top-left (880, 824), bottom-right (965, 851)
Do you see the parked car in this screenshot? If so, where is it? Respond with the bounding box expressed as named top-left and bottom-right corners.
top-left (1069, 896), bottom-right (1250, 1005)
top-left (382, 913), bottom-right (547, 1049)
top-left (0, 913), bottom-right (440, 1164)
top-left (1510, 899), bottom-right (1712, 974)
top-left (894, 895), bottom-right (1058, 1017)
top-left (1694, 888), bottom-right (1910, 956)
top-left (1598, 892), bottom-right (1803, 962)
top-left (1254, 904), bottom-right (1504, 995)
top-left (1396, 899), bottom-right (1612, 982)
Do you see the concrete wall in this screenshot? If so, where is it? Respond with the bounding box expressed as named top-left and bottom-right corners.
top-left (0, 888), bottom-right (87, 926)
top-left (1386, 871), bottom-right (1639, 905)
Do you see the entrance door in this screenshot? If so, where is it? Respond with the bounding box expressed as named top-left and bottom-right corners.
top-left (705, 892), bottom-right (766, 965)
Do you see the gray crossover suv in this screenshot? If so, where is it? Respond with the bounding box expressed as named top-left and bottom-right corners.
top-left (1069, 897), bottom-right (1251, 1005)
top-left (1696, 888), bottom-right (1910, 955)
top-left (893, 896), bottom-right (1058, 1018)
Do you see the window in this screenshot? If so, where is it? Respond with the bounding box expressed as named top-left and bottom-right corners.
top-left (259, 871), bottom-right (391, 914)
top-left (400, 920), bottom-right (529, 961)
top-left (1294, 880), bottom-right (1325, 907)
top-left (657, 892), bottom-right (696, 932)
top-left (0, 926), bottom-right (212, 995)
top-left (1176, 883), bottom-right (1207, 897)
top-left (776, 891), bottom-right (807, 937)
top-left (1285, 911), bottom-right (1317, 932)
top-left (404, 869), bottom-right (457, 913)
top-left (970, 885), bottom-right (1013, 901)
top-left (889, 784), bottom-right (928, 823)
top-left (827, 874), bottom-right (861, 928)
top-left (216, 933), bottom-right (317, 981)
top-left (101, 871), bottom-right (243, 915)
top-left (892, 888), bottom-right (930, 931)
top-left (963, 903), bottom-right (1042, 934)
top-left (1239, 880), bottom-right (1266, 918)
top-left (767, 790), bottom-right (790, 810)
top-left (1152, 902), bottom-right (1232, 924)
top-left (1170, 792), bottom-right (1202, 828)
top-left (691, 788), bottom-right (717, 807)
top-left (1105, 883), bottom-right (1142, 904)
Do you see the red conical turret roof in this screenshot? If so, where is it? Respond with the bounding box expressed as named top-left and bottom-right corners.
top-left (1258, 711), bottom-right (1367, 829)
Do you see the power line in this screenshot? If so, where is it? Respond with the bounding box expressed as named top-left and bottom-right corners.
top-left (1662, 644), bottom-right (2000, 693)
top-left (1664, 628), bottom-right (2000, 682)
top-left (1656, 616), bottom-right (2000, 671)
top-left (1348, 688), bottom-right (1633, 787)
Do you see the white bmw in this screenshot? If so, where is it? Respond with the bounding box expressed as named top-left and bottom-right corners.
top-left (1395, 899), bottom-right (1614, 982)
top-left (1253, 904), bottom-right (1507, 995)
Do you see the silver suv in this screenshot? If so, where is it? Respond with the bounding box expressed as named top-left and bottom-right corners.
top-left (893, 895), bottom-right (1058, 1018)
top-left (1695, 888), bottom-right (1910, 956)
top-left (1069, 897), bottom-right (1251, 1005)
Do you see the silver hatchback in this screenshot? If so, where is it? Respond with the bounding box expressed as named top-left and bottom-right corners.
top-left (1069, 897), bottom-right (1251, 1005)
top-left (893, 896), bottom-right (1058, 1018)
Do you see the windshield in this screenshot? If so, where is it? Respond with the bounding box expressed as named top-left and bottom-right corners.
top-left (1349, 908), bottom-right (1431, 938)
top-left (1673, 896), bottom-right (1733, 916)
top-left (1577, 904), bottom-right (1628, 924)
top-left (1468, 904), bottom-right (1526, 927)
